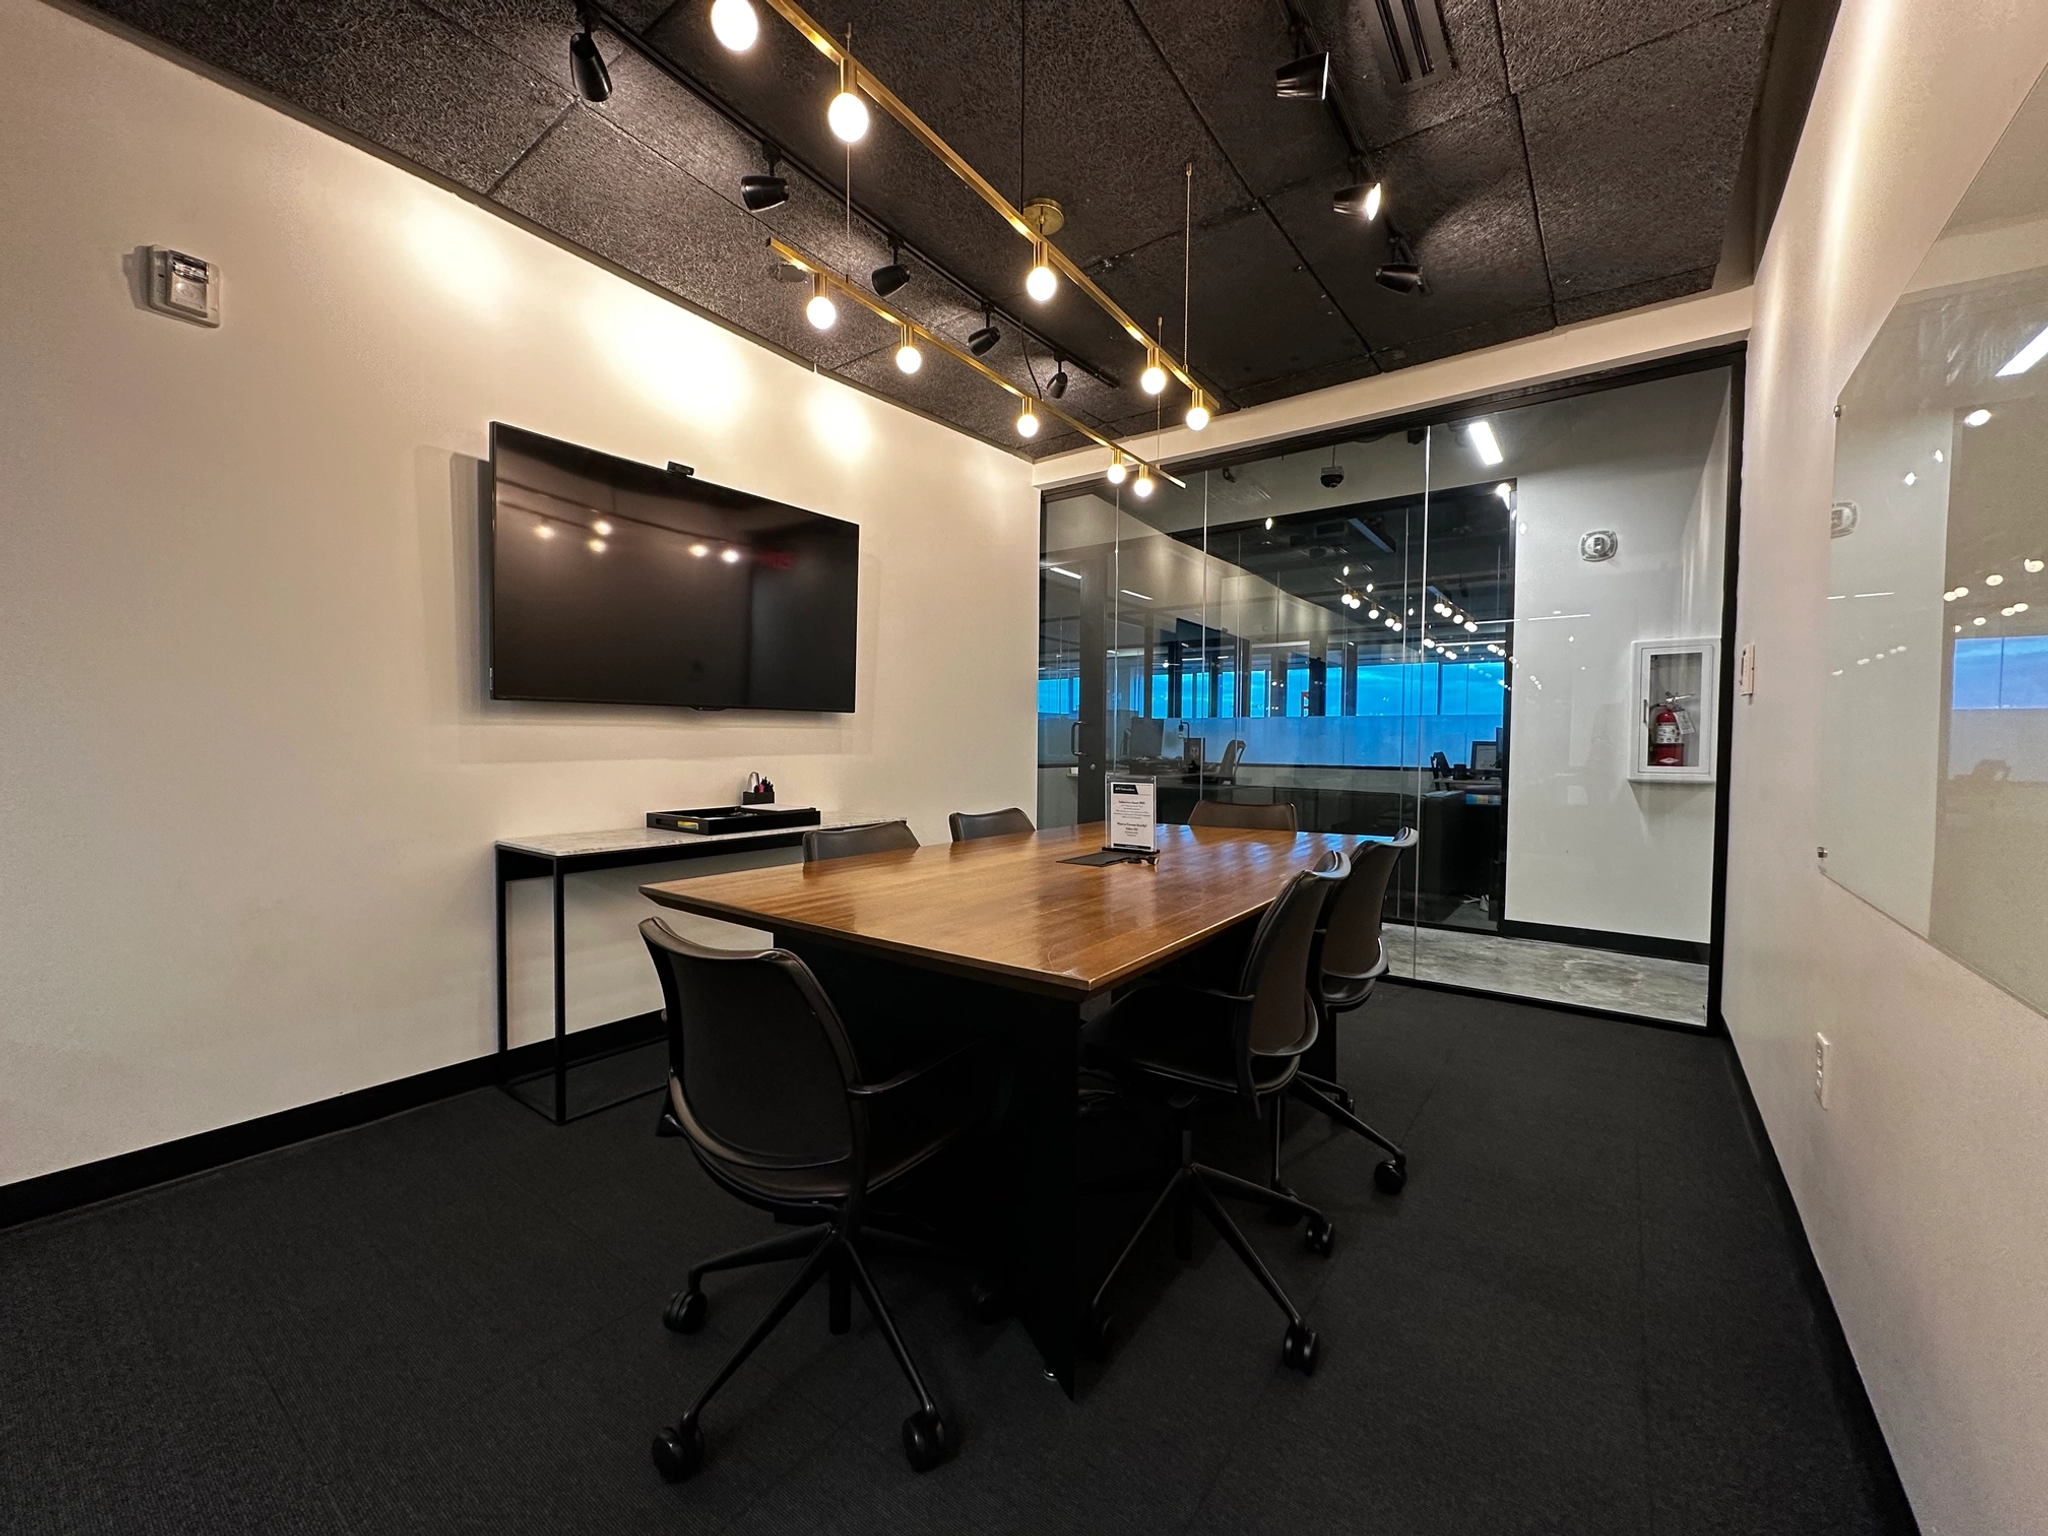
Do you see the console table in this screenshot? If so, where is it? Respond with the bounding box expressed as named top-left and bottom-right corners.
top-left (495, 815), bottom-right (882, 1124)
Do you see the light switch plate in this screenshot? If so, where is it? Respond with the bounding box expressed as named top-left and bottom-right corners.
top-left (1738, 642), bottom-right (1757, 698)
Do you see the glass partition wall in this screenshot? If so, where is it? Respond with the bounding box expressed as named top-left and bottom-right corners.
top-left (1039, 359), bottom-right (1737, 1026)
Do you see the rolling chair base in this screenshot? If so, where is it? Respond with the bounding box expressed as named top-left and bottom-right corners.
top-left (1287, 1073), bottom-right (1409, 1195)
top-left (653, 1218), bottom-right (977, 1482)
top-left (1088, 1120), bottom-right (1332, 1376)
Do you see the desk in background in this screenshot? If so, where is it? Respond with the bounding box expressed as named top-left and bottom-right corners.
top-left (640, 821), bottom-right (1363, 1393)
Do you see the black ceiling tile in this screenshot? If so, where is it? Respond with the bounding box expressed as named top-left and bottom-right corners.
top-left (1553, 265), bottom-right (1718, 324)
top-left (1267, 101), bottom-right (1551, 353)
top-left (84, 0), bottom-right (570, 192)
top-left (1495, 0), bottom-right (1754, 93)
top-left (1232, 355), bottom-right (1381, 409)
top-left (1089, 210), bottom-right (1371, 399)
top-left (491, 106), bottom-right (880, 368)
top-left (416, 0), bottom-right (662, 93)
top-left (1298, 0), bottom-right (1513, 149)
top-left (1123, 0), bottom-right (1352, 197)
top-left (1521, 4), bottom-right (1769, 298)
top-left (1382, 304), bottom-right (1554, 367)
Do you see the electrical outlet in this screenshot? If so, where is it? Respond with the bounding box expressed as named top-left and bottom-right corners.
top-left (1814, 1032), bottom-right (1831, 1108)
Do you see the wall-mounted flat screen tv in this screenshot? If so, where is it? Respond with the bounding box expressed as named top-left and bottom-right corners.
top-left (486, 423), bottom-right (858, 710)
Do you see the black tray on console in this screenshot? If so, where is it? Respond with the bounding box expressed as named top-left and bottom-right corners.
top-left (645, 805), bottom-right (822, 836)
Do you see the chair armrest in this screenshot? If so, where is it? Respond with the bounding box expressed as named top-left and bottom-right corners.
top-left (847, 1038), bottom-right (986, 1098)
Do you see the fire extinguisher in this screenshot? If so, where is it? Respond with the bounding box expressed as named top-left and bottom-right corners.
top-left (1650, 696), bottom-right (1689, 767)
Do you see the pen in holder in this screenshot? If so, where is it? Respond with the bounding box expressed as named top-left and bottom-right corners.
top-left (741, 772), bottom-right (775, 806)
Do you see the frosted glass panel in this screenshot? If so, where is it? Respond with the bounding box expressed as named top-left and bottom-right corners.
top-left (1821, 66), bottom-right (2048, 1014)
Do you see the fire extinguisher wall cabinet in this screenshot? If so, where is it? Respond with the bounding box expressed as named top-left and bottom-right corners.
top-left (1629, 639), bottom-right (1719, 784)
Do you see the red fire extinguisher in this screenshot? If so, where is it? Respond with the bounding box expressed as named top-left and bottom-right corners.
top-left (1650, 696), bottom-right (1689, 767)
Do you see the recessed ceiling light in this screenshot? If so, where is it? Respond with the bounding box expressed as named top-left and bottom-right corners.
top-left (593, 520), bottom-right (613, 536)
top-left (689, 542), bottom-right (708, 557)
top-left (1468, 421), bottom-right (1503, 466)
top-left (720, 548), bottom-right (742, 563)
top-left (534, 523), bottom-right (556, 540)
top-left (1986, 573), bottom-right (2004, 586)
top-left (1964, 408), bottom-right (1993, 426)
top-left (587, 537), bottom-right (607, 553)
top-left (1902, 472), bottom-right (1917, 486)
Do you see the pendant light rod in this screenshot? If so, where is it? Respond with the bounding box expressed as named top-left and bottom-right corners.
top-left (581, 1), bottom-right (1118, 389)
top-left (755, 0), bottom-right (1206, 401)
top-left (769, 237), bottom-right (1184, 487)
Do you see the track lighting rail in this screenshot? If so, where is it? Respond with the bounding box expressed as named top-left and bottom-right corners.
top-left (585, 2), bottom-right (1118, 389)
top-left (769, 237), bottom-right (1183, 486)
top-left (755, 0), bottom-right (1206, 402)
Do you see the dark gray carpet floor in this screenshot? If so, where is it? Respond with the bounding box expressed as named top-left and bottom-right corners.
top-left (0, 986), bottom-right (1917, 1534)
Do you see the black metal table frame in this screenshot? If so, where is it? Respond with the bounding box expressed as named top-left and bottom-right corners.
top-left (493, 831), bottom-right (822, 1125)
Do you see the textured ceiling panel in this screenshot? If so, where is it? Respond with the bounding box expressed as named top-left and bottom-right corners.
top-left (1494, 0), bottom-right (1754, 92)
top-left (75, 0), bottom-right (1790, 461)
top-left (1521, 4), bottom-right (1769, 302)
top-left (90, 0), bottom-right (570, 192)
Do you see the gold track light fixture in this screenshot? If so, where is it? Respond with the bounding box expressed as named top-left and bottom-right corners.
top-left (827, 46), bottom-right (869, 142)
top-left (769, 237), bottom-right (1180, 486)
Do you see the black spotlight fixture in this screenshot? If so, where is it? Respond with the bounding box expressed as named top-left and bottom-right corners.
top-left (871, 238), bottom-right (910, 297)
top-left (1275, 51), bottom-right (1329, 99)
top-left (569, 3), bottom-right (611, 103)
top-left (740, 174), bottom-right (787, 211)
top-left (1048, 358), bottom-right (1068, 400)
top-left (968, 306), bottom-right (1001, 357)
top-left (1374, 232), bottom-right (1426, 294)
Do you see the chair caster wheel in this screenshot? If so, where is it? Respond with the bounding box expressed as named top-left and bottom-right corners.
top-left (902, 1408), bottom-right (951, 1472)
top-left (651, 1418), bottom-right (705, 1482)
top-left (1303, 1216), bottom-right (1336, 1257)
top-left (1082, 1305), bottom-right (1114, 1359)
top-left (663, 1288), bottom-right (706, 1334)
top-left (1281, 1322), bottom-right (1320, 1376)
top-left (969, 1280), bottom-right (1008, 1324)
top-left (1374, 1160), bottom-right (1407, 1195)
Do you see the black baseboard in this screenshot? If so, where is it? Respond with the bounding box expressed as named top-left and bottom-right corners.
top-left (0, 1013), bottom-right (665, 1233)
top-left (1718, 1038), bottom-right (1923, 1532)
top-left (1495, 918), bottom-right (1711, 964)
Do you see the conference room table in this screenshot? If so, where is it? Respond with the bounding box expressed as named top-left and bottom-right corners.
top-left (640, 820), bottom-right (1366, 1393)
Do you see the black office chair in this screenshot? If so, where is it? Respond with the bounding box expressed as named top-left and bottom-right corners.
top-left (1203, 738), bottom-right (1247, 785)
top-left (1429, 751), bottom-right (1455, 790)
top-left (1188, 798), bottom-right (1298, 834)
top-left (1082, 850), bottom-right (1350, 1375)
top-left (948, 807), bottom-right (1034, 841)
top-left (640, 917), bottom-right (985, 1482)
top-left (803, 819), bottom-right (918, 863)
top-left (1278, 830), bottom-right (1418, 1197)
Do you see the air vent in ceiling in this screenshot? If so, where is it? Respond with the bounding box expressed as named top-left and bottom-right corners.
top-left (1368, 0), bottom-right (1458, 91)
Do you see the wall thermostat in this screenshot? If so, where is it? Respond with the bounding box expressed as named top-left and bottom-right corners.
top-left (145, 246), bottom-right (220, 326)
top-left (1579, 530), bottom-right (1618, 562)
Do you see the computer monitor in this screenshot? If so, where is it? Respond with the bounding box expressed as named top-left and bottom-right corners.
top-left (1471, 740), bottom-right (1499, 772)
top-left (1126, 716), bottom-right (1164, 758)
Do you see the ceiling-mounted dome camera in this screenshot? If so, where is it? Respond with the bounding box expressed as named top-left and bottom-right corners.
top-left (1320, 464), bottom-right (1345, 489)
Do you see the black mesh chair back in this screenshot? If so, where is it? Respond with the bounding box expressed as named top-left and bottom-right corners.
top-left (1189, 799), bottom-right (1298, 834)
top-left (1232, 849), bottom-right (1351, 1067)
top-left (948, 807), bottom-right (1034, 842)
top-left (1319, 829), bottom-right (1416, 984)
top-left (1214, 739), bottom-right (1246, 781)
top-left (640, 918), bottom-right (860, 1171)
top-left (803, 820), bottom-right (919, 864)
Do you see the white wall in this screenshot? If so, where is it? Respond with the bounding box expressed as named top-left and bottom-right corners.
top-left (0, 0), bottom-right (1037, 1188)
top-left (1502, 370), bottom-right (1730, 943)
top-left (1728, 1), bottom-right (2048, 1530)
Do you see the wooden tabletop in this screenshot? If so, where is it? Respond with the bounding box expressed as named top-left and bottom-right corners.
top-left (639, 822), bottom-right (1365, 998)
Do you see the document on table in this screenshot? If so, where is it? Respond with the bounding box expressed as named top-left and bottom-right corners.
top-left (1105, 777), bottom-right (1158, 853)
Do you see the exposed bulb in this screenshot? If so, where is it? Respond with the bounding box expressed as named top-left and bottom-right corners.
top-left (1133, 470), bottom-right (1155, 499)
top-left (1364, 181), bottom-right (1382, 221)
top-left (1025, 255), bottom-right (1057, 303)
top-left (806, 291), bottom-right (837, 330)
top-left (1016, 403), bottom-right (1040, 439)
top-left (1141, 356), bottom-right (1167, 395)
top-left (709, 0), bottom-right (758, 51)
top-left (720, 548), bottom-right (742, 564)
top-left (828, 89), bottom-right (869, 143)
top-left (895, 341), bottom-right (922, 374)
top-left (1106, 456), bottom-right (1127, 485)
top-left (1264, 516), bottom-right (1274, 530)
top-left (1185, 394), bottom-right (1210, 432)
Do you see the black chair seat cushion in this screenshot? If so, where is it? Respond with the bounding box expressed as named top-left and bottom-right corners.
top-left (1319, 975), bottom-right (1376, 1012)
top-left (1083, 983), bottom-right (1301, 1098)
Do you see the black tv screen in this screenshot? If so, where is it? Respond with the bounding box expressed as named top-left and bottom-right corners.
top-left (486, 423), bottom-right (858, 710)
